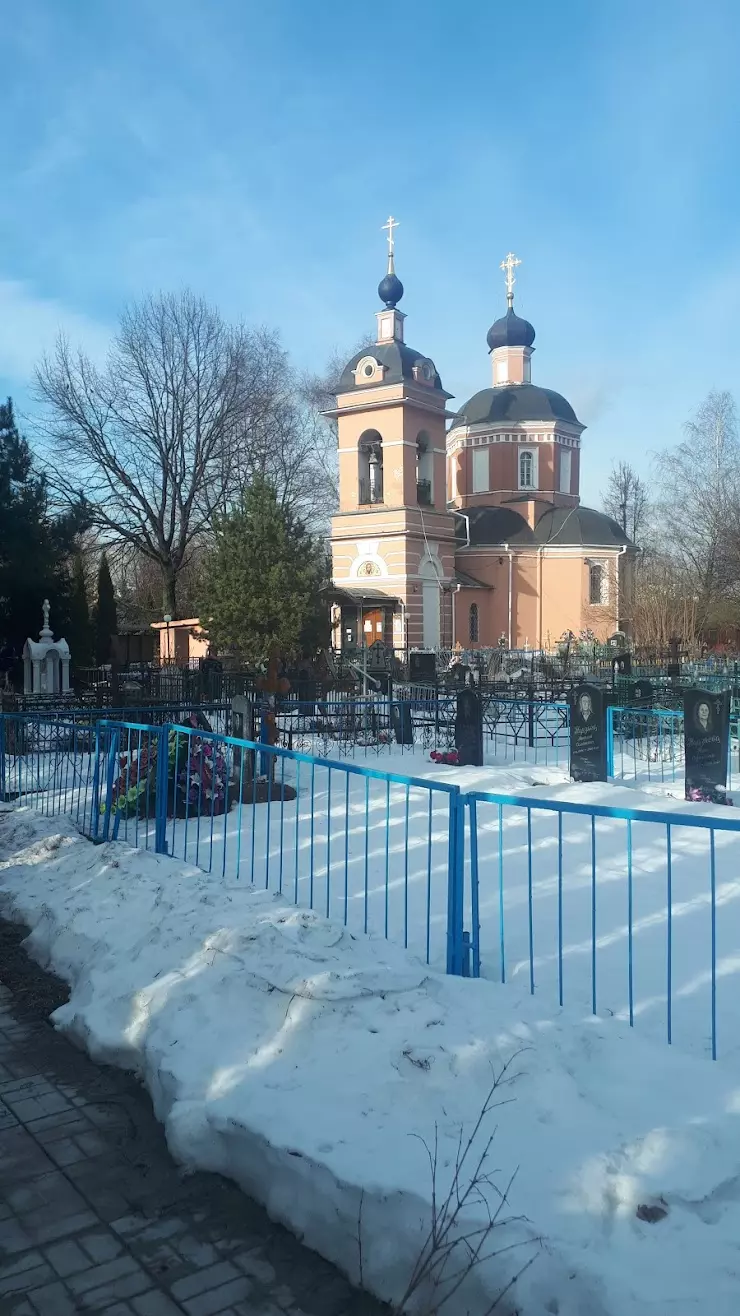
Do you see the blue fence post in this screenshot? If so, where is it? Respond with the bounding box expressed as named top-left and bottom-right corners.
top-left (154, 723), bottom-right (171, 855)
top-left (91, 724), bottom-right (103, 840)
top-left (606, 704), bottom-right (614, 777)
top-left (446, 789), bottom-right (466, 975)
top-left (0, 717), bottom-right (5, 801)
top-left (101, 730), bottom-right (120, 843)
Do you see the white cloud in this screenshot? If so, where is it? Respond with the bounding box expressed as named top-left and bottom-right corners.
top-left (0, 279), bottom-right (111, 385)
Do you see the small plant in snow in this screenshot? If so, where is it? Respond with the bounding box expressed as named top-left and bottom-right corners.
top-left (358, 1053), bottom-right (538, 1314)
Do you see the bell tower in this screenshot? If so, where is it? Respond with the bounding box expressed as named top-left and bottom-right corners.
top-left (328, 219), bottom-right (458, 653)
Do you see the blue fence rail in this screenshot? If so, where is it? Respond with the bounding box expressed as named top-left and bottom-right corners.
top-left (608, 705), bottom-right (740, 790)
top-left (4, 710), bottom-right (740, 1060)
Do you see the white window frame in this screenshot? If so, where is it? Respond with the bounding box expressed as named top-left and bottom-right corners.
top-left (559, 448), bottom-right (572, 494)
top-left (588, 561), bottom-right (609, 605)
top-left (518, 447), bottom-right (538, 491)
top-left (472, 446), bottom-right (488, 493)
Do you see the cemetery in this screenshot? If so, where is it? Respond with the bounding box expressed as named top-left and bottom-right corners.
top-left (3, 16), bottom-right (740, 1309)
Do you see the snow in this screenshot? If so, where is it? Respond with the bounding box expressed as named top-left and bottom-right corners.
top-left (4, 812), bottom-right (740, 1313)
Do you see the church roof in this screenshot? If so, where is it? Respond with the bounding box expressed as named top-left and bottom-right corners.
top-left (455, 384), bottom-right (580, 427)
top-left (463, 503), bottom-right (631, 549)
top-left (337, 342), bottom-right (450, 396)
top-left (534, 505), bottom-right (631, 547)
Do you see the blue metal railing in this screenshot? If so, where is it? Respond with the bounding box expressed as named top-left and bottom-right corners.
top-left (607, 705), bottom-right (740, 789)
top-left (5, 708), bottom-right (740, 1059)
top-left (464, 789), bottom-right (740, 1060)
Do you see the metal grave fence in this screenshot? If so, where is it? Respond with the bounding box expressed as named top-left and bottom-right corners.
top-left (607, 705), bottom-right (740, 791)
top-left (464, 789), bottom-right (740, 1059)
top-left (5, 711), bottom-right (740, 1060)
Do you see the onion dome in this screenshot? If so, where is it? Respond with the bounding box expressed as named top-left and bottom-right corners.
top-left (487, 306), bottom-right (536, 352)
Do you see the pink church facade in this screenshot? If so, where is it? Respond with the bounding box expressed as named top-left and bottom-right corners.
top-left (329, 238), bottom-right (635, 654)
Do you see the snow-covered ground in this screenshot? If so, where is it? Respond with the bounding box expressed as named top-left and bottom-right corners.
top-left (6, 739), bottom-right (740, 1060)
top-left (3, 808), bottom-right (740, 1315)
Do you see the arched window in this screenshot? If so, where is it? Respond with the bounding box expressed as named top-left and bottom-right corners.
top-left (469, 603), bottom-right (479, 643)
top-left (519, 448), bottom-right (537, 490)
top-left (416, 431), bottom-right (433, 505)
top-left (358, 429), bottom-right (383, 504)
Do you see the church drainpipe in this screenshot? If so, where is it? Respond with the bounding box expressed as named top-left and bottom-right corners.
top-left (503, 543), bottom-right (514, 649)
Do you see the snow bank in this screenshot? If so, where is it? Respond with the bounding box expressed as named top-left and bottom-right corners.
top-left (3, 810), bottom-right (740, 1315)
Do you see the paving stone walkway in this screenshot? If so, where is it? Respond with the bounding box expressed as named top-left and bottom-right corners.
top-left (0, 935), bottom-right (385, 1316)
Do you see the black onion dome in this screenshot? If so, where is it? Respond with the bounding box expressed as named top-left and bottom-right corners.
top-left (487, 306), bottom-right (536, 352)
top-left (378, 271), bottom-right (404, 308)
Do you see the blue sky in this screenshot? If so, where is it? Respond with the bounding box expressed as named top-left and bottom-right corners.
top-left (1, 0), bottom-right (739, 506)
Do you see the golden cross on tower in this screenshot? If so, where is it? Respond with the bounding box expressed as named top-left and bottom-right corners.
top-left (500, 251), bottom-right (521, 308)
top-left (382, 215), bottom-right (399, 257)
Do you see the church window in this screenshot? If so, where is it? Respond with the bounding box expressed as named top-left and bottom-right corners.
top-left (589, 563), bottom-right (608, 605)
top-left (518, 448), bottom-right (538, 490)
top-left (560, 448), bottom-right (572, 494)
top-left (472, 447), bottom-right (488, 493)
top-left (469, 603), bottom-right (479, 643)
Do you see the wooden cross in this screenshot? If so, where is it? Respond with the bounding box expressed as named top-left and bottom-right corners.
top-left (500, 251), bottom-right (521, 307)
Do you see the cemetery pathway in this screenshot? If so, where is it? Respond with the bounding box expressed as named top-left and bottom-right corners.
top-left (0, 920), bottom-right (386, 1316)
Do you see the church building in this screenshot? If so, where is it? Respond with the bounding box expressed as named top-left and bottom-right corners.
top-left (328, 222), bottom-right (635, 653)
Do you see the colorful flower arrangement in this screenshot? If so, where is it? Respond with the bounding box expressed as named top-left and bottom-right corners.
top-left (108, 716), bottom-right (229, 819)
top-left (430, 749), bottom-right (460, 767)
top-left (687, 785), bottom-right (734, 806)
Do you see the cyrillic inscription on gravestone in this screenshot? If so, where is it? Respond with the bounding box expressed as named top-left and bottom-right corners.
top-left (570, 683), bottom-right (608, 783)
top-left (683, 688), bottom-right (730, 801)
top-left (455, 688), bottom-right (483, 767)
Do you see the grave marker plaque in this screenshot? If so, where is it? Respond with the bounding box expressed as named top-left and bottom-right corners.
top-left (628, 678), bottom-right (653, 708)
top-left (409, 652), bottom-right (436, 684)
top-left (455, 688), bottom-right (483, 766)
top-left (391, 701), bottom-right (414, 746)
top-left (683, 688), bottom-right (730, 800)
top-left (570, 683), bottom-right (608, 782)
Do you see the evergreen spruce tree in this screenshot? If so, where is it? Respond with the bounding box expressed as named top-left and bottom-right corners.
top-left (0, 398), bottom-right (80, 670)
top-left (67, 553), bottom-right (94, 670)
top-left (203, 477), bottom-right (328, 664)
top-left (93, 553), bottom-right (118, 666)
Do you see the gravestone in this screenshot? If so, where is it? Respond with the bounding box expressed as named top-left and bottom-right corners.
top-left (570, 683), bottom-right (608, 782)
top-left (231, 694), bottom-right (256, 789)
top-left (409, 651), bottom-right (436, 684)
top-left (628, 679), bottom-right (654, 707)
top-left (684, 688), bottom-right (730, 801)
top-left (613, 652), bottom-right (632, 677)
top-left (455, 688), bottom-right (483, 766)
top-left (391, 701), bottom-right (414, 746)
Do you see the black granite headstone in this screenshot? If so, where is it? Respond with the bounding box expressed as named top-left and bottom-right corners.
top-left (455, 689), bottom-right (483, 766)
top-left (391, 701), bottom-right (414, 746)
top-left (628, 679), bottom-right (654, 707)
top-left (409, 652), bottom-right (436, 683)
top-left (570, 683), bottom-right (608, 782)
top-left (684, 688), bottom-right (730, 800)
top-left (613, 652), bottom-right (632, 677)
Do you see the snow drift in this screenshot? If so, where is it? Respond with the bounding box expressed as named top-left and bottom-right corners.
top-left (2, 808), bottom-right (740, 1315)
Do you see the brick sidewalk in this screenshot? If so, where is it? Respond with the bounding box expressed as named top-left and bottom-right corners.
top-left (0, 981), bottom-right (385, 1316)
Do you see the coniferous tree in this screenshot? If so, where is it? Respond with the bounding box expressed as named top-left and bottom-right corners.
top-left (93, 553), bottom-right (117, 666)
top-left (67, 553), bottom-right (94, 669)
top-left (202, 477), bottom-right (328, 664)
top-left (0, 398), bottom-right (82, 672)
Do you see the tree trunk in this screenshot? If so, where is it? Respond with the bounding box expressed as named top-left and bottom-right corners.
top-left (161, 565), bottom-right (177, 618)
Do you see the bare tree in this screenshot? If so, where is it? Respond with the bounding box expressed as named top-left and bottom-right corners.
top-left (601, 459), bottom-right (649, 545)
top-left (654, 390), bottom-right (740, 622)
top-left (35, 292), bottom-right (282, 617)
